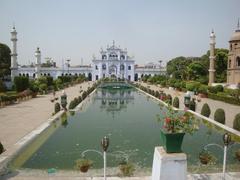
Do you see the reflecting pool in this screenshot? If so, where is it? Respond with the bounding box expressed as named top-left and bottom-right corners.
top-left (11, 87), bottom-right (240, 174)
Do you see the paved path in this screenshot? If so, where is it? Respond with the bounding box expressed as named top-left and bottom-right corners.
top-left (138, 82), bottom-right (240, 128)
top-left (0, 81), bottom-right (93, 155)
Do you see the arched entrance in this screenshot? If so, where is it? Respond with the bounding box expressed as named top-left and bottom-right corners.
top-left (88, 73), bottom-right (92, 81)
top-left (134, 73), bottom-right (138, 81)
top-left (109, 65), bottom-right (117, 77)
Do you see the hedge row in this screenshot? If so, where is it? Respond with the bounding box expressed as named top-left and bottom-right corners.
top-left (68, 82), bottom-right (99, 110)
top-left (208, 93), bottom-right (240, 106)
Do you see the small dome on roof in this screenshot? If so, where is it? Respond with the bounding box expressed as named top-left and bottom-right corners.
top-left (230, 30), bottom-right (240, 42)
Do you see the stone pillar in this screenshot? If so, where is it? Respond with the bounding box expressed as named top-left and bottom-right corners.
top-left (10, 26), bottom-right (18, 81)
top-left (208, 30), bottom-right (216, 86)
top-left (151, 147), bottom-right (187, 180)
top-left (35, 47), bottom-right (41, 79)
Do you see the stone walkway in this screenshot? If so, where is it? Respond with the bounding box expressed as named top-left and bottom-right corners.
top-left (1, 173), bottom-right (240, 180)
top-left (138, 82), bottom-right (240, 128)
top-left (0, 81), bottom-right (93, 155)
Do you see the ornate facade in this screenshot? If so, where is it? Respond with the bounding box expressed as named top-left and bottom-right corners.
top-left (92, 41), bottom-right (135, 81)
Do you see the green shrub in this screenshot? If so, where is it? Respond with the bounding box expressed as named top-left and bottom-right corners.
top-left (39, 83), bottom-right (48, 92)
top-left (69, 100), bottom-right (76, 109)
top-left (0, 142), bottom-right (4, 154)
top-left (198, 85), bottom-right (208, 94)
top-left (215, 85), bottom-right (224, 92)
top-left (189, 99), bottom-right (196, 111)
top-left (168, 78), bottom-right (177, 87)
top-left (201, 103), bottom-right (211, 117)
top-left (186, 82), bottom-right (200, 91)
top-left (214, 108), bottom-right (225, 124)
top-left (208, 85), bottom-right (223, 94)
top-left (174, 82), bottom-right (181, 89)
top-left (233, 113), bottom-right (240, 131)
top-left (155, 91), bottom-right (160, 98)
top-left (166, 94), bottom-right (172, 105)
top-left (173, 97), bottom-right (179, 108)
top-left (0, 80), bottom-right (6, 92)
top-left (54, 102), bottom-right (61, 114)
top-left (82, 91), bottom-right (87, 99)
top-left (14, 76), bottom-right (29, 92)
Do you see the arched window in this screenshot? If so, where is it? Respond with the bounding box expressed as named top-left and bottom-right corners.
top-left (229, 59), bottom-right (231, 68)
top-left (102, 55), bottom-right (107, 60)
top-left (102, 64), bottom-right (106, 70)
top-left (19, 73), bottom-right (22, 76)
top-left (237, 57), bottom-right (240, 67)
top-left (120, 55), bottom-right (125, 60)
top-left (120, 64), bottom-right (124, 70)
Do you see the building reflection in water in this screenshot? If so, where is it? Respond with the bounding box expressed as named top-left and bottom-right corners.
top-left (94, 89), bottom-right (134, 119)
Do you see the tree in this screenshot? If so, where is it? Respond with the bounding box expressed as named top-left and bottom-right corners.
top-left (0, 43), bottom-right (11, 79)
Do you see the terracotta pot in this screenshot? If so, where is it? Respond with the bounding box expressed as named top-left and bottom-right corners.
top-left (199, 155), bottom-right (210, 165)
top-left (80, 165), bottom-right (90, 173)
top-left (235, 152), bottom-right (240, 161)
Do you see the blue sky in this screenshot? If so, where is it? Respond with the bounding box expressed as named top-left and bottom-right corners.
top-left (0, 0), bottom-right (239, 66)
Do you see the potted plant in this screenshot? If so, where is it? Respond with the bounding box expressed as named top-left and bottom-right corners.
top-left (199, 150), bottom-right (214, 165)
top-left (75, 159), bottom-right (93, 173)
top-left (235, 149), bottom-right (240, 161)
top-left (118, 160), bottom-right (135, 176)
top-left (157, 104), bottom-right (199, 153)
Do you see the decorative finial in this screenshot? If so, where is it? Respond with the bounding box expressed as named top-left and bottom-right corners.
top-left (113, 40), bottom-right (115, 47)
top-left (211, 28), bottom-right (214, 33)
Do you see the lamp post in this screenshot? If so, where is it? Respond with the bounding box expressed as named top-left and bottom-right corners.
top-left (101, 136), bottom-right (109, 180)
top-left (222, 133), bottom-right (231, 180)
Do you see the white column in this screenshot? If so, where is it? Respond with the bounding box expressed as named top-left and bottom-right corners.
top-left (208, 30), bottom-right (216, 86)
top-left (35, 47), bottom-right (41, 79)
top-left (152, 147), bottom-right (187, 180)
top-left (10, 26), bottom-right (18, 81)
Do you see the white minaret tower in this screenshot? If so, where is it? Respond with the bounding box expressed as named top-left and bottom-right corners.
top-left (35, 47), bottom-right (41, 78)
top-left (208, 30), bottom-right (216, 86)
top-left (10, 25), bottom-right (18, 81)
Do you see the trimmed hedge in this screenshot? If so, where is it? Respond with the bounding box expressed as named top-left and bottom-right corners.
top-left (189, 99), bottom-right (196, 111)
top-left (214, 108), bottom-right (225, 124)
top-left (0, 142), bottom-right (4, 154)
top-left (208, 93), bottom-right (240, 106)
top-left (233, 113), bottom-right (240, 131)
top-left (201, 103), bottom-right (211, 117)
top-left (173, 97), bottom-right (179, 108)
top-left (54, 102), bottom-right (61, 113)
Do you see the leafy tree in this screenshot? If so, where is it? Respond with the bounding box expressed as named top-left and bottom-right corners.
top-left (0, 43), bottom-right (11, 79)
top-left (167, 56), bottom-right (192, 79)
top-left (14, 76), bottom-right (29, 92)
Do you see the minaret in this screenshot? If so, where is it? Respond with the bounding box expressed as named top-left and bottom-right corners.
top-left (10, 25), bottom-right (18, 81)
top-left (208, 30), bottom-right (216, 86)
top-left (35, 47), bottom-right (41, 78)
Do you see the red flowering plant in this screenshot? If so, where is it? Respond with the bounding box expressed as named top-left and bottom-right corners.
top-left (157, 104), bottom-right (199, 134)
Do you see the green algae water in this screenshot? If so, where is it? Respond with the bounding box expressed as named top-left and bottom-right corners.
top-left (11, 87), bottom-right (240, 174)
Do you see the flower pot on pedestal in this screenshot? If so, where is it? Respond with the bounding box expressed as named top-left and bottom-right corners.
top-left (160, 129), bottom-right (185, 153)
